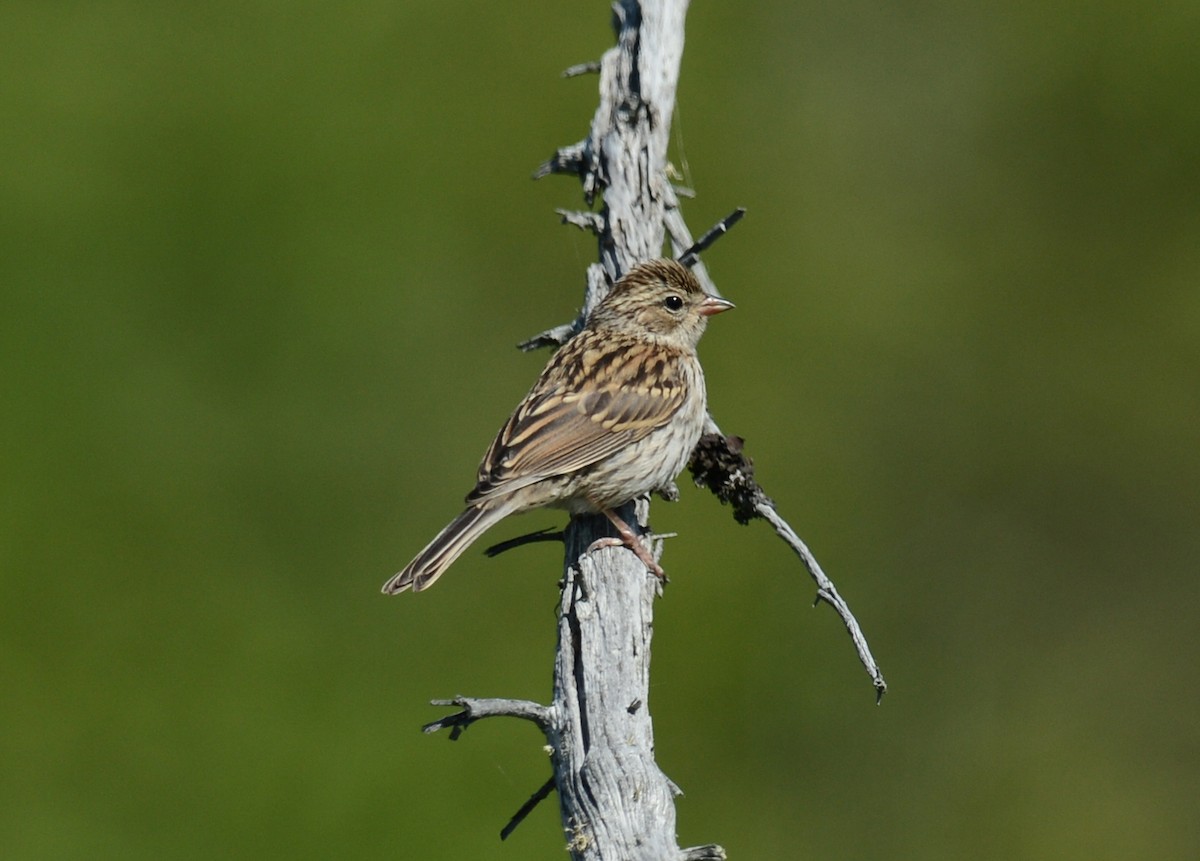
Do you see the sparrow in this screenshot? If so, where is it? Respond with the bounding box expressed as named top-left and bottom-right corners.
top-left (383, 258), bottom-right (733, 594)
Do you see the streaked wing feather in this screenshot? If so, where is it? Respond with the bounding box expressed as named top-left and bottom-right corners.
top-left (468, 367), bottom-right (685, 504)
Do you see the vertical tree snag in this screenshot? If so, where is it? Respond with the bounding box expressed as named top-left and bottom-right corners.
top-left (426, 3), bottom-right (726, 859)
top-left (536, 4), bottom-right (706, 856)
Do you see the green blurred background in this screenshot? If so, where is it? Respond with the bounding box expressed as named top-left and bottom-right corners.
top-left (3, 1), bottom-right (1197, 858)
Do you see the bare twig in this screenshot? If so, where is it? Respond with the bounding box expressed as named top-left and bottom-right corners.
top-left (757, 501), bottom-right (888, 702)
top-left (424, 697), bottom-right (551, 739)
top-left (677, 207), bottom-right (746, 267)
top-left (689, 425), bottom-right (888, 700)
top-left (682, 846), bottom-right (728, 861)
top-left (556, 208), bottom-right (605, 234)
top-left (562, 61), bottom-right (602, 78)
top-left (533, 140), bottom-right (590, 182)
top-left (518, 323), bottom-right (577, 352)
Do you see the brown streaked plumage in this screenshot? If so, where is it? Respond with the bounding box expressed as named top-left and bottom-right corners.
top-left (383, 259), bottom-right (733, 594)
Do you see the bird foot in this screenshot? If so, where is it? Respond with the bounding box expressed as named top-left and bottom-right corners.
top-left (586, 536), bottom-right (667, 580)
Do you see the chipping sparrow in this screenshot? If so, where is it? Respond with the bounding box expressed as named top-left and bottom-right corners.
top-left (383, 258), bottom-right (733, 593)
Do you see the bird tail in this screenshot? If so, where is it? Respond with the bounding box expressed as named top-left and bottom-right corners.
top-left (382, 505), bottom-right (504, 594)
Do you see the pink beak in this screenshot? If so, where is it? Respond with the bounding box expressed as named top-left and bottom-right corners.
top-left (698, 295), bottom-right (735, 317)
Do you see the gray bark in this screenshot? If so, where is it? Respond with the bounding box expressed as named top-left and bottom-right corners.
top-left (540, 2), bottom-right (719, 857)
top-left (428, 2), bottom-right (725, 859)
top-left (540, 5), bottom-right (715, 858)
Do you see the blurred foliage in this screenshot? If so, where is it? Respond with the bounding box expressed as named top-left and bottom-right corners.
top-left (2, 1), bottom-right (1198, 859)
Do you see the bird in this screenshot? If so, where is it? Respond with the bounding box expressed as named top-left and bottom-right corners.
top-left (382, 258), bottom-right (734, 594)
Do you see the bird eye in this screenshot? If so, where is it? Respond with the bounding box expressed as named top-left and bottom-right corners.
top-left (663, 294), bottom-right (684, 312)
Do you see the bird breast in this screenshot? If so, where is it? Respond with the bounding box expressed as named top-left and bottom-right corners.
top-left (560, 356), bottom-right (707, 514)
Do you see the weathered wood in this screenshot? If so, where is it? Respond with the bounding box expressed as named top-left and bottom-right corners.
top-left (537, 2), bottom-right (716, 857)
top-left (544, 505), bottom-right (678, 858)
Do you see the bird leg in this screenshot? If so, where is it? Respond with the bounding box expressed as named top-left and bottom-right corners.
top-left (586, 508), bottom-right (666, 580)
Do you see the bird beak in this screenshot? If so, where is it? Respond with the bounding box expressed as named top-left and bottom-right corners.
top-left (698, 295), bottom-right (735, 317)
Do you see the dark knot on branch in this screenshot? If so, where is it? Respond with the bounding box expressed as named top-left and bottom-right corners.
top-left (688, 432), bottom-right (772, 525)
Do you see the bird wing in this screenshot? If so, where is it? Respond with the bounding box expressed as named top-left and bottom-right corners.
top-left (467, 349), bottom-right (687, 504)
